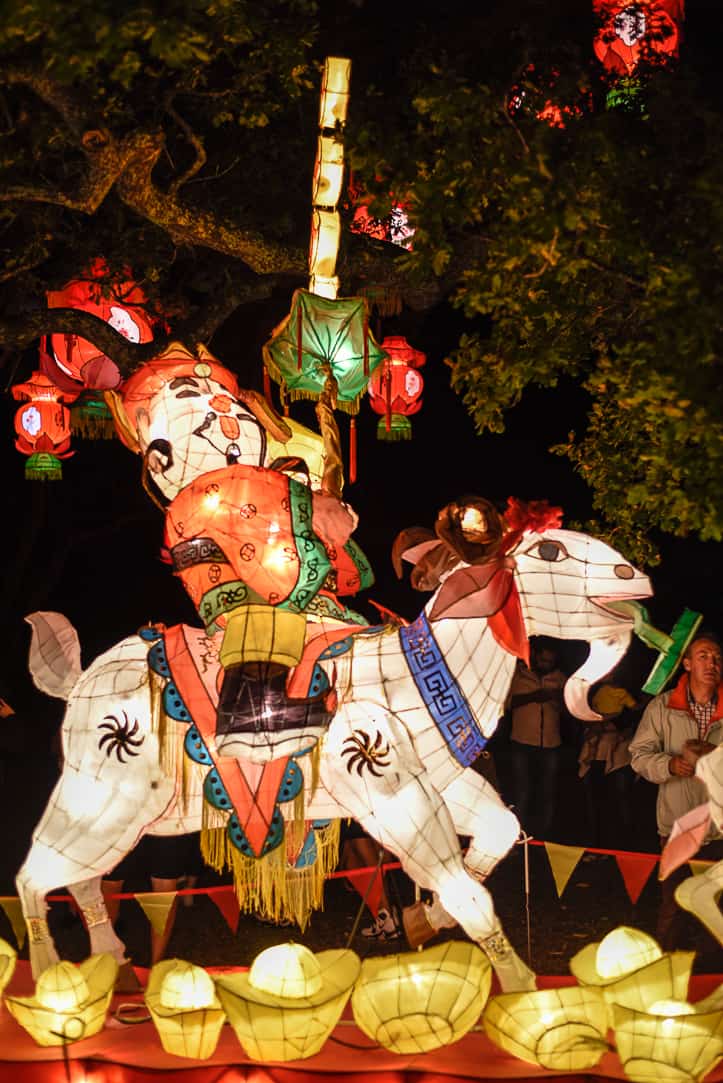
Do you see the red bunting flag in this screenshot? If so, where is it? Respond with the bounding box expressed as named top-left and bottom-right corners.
top-left (615, 852), bottom-right (658, 904)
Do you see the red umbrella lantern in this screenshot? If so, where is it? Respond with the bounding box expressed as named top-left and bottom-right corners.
top-left (367, 335), bottom-right (425, 441)
top-left (43, 258), bottom-right (157, 395)
top-left (12, 371), bottom-right (75, 480)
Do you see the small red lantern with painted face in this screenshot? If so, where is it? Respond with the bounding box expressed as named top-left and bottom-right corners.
top-left (43, 258), bottom-right (157, 394)
top-left (12, 371), bottom-right (75, 480)
top-left (593, 0), bottom-right (684, 77)
top-left (367, 335), bottom-right (425, 441)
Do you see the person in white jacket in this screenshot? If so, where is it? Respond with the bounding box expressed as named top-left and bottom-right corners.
top-left (629, 632), bottom-right (723, 949)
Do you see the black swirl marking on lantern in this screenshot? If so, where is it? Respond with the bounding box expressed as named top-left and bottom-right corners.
top-left (342, 729), bottom-right (391, 777)
top-left (98, 712), bottom-right (145, 763)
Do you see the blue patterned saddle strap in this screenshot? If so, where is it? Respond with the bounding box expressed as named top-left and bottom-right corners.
top-left (400, 612), bottom-right (487, 768)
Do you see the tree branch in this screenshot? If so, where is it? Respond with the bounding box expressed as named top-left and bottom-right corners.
top-left (165, 103), bottom-right (208, 196)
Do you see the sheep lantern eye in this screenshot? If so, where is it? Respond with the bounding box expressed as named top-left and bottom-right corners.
top-left (537, 540), bottom-right (566, 562)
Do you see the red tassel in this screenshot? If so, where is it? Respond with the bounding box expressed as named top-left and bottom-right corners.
top-left (349, 417), bottom-right (357, 484)
top-left (263, 365), bottom-right (272, 404)
top-left (297, 304), bottom-right (303, 371)
top-left (384, 362), bottom-right (391, 433)
top-left (363, 318), bottom-right (369, 378)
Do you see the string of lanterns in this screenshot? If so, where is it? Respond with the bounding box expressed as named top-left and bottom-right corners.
top-left (2, 928), bottom-right (722, 1077)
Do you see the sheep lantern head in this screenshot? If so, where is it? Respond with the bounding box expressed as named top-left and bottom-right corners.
top-left (394, 497), bottom-right (653, 722)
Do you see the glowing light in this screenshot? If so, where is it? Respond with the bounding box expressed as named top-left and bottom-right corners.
top-left (202, 489), bottom-right (221, 512)
top-left (159, 961), bottom-right (216, 1010)
top-left (595, 926), bottom-right (662, 978)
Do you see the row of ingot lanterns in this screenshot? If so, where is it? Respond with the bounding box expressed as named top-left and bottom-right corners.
top-left (1, 928), bottom-right (722, 1079)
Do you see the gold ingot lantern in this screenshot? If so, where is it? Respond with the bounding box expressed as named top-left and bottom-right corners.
top-left (0, 937), bottom-right (17, 995)
top-left (483, 985), bottom-right (610, 1072)
top-left (571, 926), bottom-right (663, 985)
top-left (613, 999), bottom-right (723, 1083)
top-left (5, 954), bottom-right (117, 1046)
top-left (351, 941), bottom-right (491, 1054)
top-left (570, 926), bottom-right (695, 1028)
top-left (215, 942), bottom-right (360, 1061)
top-left (145, 959), bottom-right (226, 1060)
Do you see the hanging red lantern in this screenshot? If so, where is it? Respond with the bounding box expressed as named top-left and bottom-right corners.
top-left (348, 174), bottom-right (415, 250)
top-left (43, 258), bottom-right (158, 398)
top-left (593, 1), bottom-right (684, 77)
top-left (508, 65), bottom-right (590, 129)
top-left (367, 335), bottom-right (425, 441)
top-left (12, 371), bottom-right (75, 480)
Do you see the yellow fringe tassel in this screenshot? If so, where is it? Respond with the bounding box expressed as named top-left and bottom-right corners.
top-left (201, 819), bottom-right (340, 930)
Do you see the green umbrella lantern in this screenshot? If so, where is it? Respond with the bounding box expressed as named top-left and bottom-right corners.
top-left (263, 289), bottom-right (386, 486)
top-left (263, 289), bottom-right (385, 414)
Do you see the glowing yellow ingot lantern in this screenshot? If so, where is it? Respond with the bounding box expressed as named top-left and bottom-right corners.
top-left (483, 984), bottom-right (610, 1071)
top-left (0, 937), bottom-right (17, 995)
top-left (612, 999), bottom-right (723, 1083)
top-left (145, 959), bottom-right (226, 1060)
top-left (5, 954), bottom-right (117, 1046)
top-left (215, 942), bottom-right (360, 1061)
top-left (570, 926), bottom-right (695, 1028)
top-left (351, 941), bottom-right (491, 1055)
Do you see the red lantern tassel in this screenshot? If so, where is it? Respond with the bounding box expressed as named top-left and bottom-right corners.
top-left (385, 364), bottom-right (392, 433)
top-left (349, 416), bottom-right (357, 484)
top-left (363, 315), bottom-right (369, 377)
top-left (263, 365), bottom-right (272, 404)
top-left (297, 304), bottom-right (303, 371)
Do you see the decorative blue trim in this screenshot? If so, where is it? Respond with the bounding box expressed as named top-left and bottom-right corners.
top-left (400, 612), bottom-right (487, 768)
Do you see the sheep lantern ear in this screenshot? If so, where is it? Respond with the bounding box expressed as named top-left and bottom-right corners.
top-left (391, 527), bottom-right (437, 579)
top-left (429, 557), bottom-right (515, 622)
top-left (435, 497), bottom-right (505, 563)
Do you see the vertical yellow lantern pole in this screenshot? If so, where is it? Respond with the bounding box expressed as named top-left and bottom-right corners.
top-left (308, 56), bottom-right (352, 492)
top-left (309, 56), bottom-right (351, 300)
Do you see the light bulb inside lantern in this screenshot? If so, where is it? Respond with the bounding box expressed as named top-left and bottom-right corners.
top-left (649, 999), bottom-right (695, 1017)
top-left (159, 961), bottom-right (215, 1010)
top-left (249, 943), bottom-right (322, 1000)
top-left (202, 489), bottom-right (221, 512)
top-left (36, 962), bottom-right (90, 1012)
top-left (595, 927), bottom-right (662, 979)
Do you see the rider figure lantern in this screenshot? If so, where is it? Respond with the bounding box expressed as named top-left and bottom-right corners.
top-left (12, 371), bottom-right (75, 481)
top-left (367, 335), bottom-right (425, 441)
top-left (116, 342), bottom-right (373, 755)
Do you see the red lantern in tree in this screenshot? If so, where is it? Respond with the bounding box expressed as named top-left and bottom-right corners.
top-left (593, 1), bottom-right (684, 77)
top-left (367, 335), bottom-right (425, 441)
top-left (43, 258), bottom-right (157, 395)
top-left (508, 65), bottom-right (590, 129)
top-left (348, 175), bottom-right (415, 250)
top-left (12, 371), bottom-right (75, 480)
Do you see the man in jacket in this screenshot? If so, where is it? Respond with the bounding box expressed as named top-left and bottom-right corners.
top-left (629, 632), bottom-right (723, 949)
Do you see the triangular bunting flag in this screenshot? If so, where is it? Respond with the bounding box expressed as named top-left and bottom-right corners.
top-left (544, 843), bottom-right (585, 898)
top-left (615, 853), bottom-right (658, 904)
top-left (209, 888), bottom-right (240, 934)
top-left (0, 897), bottom-right (27, 949)
top-left (689, 860), bottom-right (714, 877)
top-left (134, 891), bottom-right (177, 936)
top-left (344, 866), bottom-right (384, 919)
